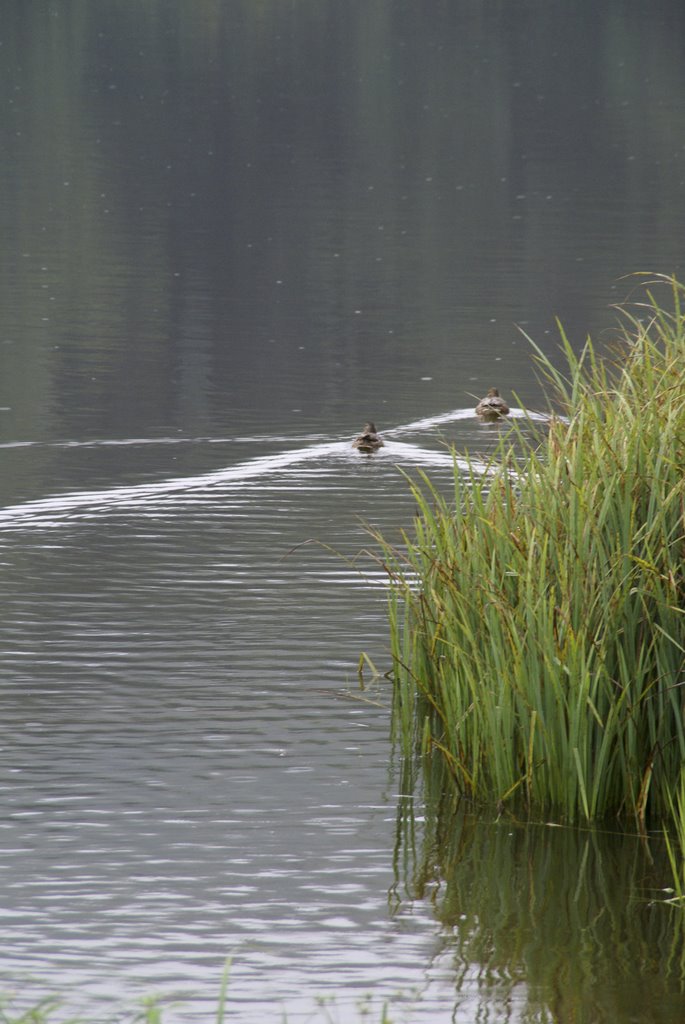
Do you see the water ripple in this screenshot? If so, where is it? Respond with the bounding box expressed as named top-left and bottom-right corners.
top-left (0, 407), bottom-right (546, 530)
top-left (0, 405), bottom-right (550, 1021)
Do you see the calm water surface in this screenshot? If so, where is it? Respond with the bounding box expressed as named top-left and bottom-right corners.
top-left (1, 2), bottom-right (685, 1021)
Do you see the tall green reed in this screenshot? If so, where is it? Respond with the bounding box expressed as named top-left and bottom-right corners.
top-left (665, 769), bottom-right (685, 906)
top-left (379, 275), bottom-right (685, 827)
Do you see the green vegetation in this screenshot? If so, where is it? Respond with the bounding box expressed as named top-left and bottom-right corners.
top-left (0, 998), bottom-right (396, 1024)
top-left (0, 995), bottom-right (173, 1024)
top-left (0, 963), bottom-right (397, 1024)
top-left (379, 275), bottom-right (685, 827)
top-left (0, 960), bottom-right (232, 1024)
top-left (665, 770), bottom-right (685, 907)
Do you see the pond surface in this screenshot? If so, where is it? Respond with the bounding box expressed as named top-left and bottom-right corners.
top-left (1, 2), bottom-right (685, 1021)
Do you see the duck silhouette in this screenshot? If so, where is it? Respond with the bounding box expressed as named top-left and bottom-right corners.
top-left (352, 422), bottom-right (384, 452)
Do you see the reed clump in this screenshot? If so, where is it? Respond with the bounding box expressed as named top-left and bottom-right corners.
top-left (382, 275), bottom-right (685, 827)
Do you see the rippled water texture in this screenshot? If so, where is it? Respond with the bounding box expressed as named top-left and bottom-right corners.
top-left (2, 0), bottom-right (685, 1021)
top-left (0, 412), bottom-right (524, 1022)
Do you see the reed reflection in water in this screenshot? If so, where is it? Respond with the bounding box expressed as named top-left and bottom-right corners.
top-left (392, 757), bottom-right (685, 1024)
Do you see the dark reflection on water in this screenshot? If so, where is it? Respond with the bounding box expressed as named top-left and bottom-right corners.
top-left (2, 0), bottom-right (685, 1020)
top-left (393, 762), bottom-right (685, 1024)
top-left (3, 0), bottom-right (685, 477)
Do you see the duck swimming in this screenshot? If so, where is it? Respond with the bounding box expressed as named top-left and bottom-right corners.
top-left (475, 387), bottom-right (510, 419)
top-left (352, 422), bottom-right (384, 452)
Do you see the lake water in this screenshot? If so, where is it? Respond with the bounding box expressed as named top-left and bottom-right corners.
top-left (1, 2), bottom-right (685, 1021)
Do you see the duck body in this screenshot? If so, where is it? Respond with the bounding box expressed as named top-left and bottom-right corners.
top-left (475, 387), bottom-right (510, 419)
top-left (352, 422), bottom-right (384, 452)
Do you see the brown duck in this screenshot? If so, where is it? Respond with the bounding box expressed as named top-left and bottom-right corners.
top-left (352, 422), bottom-right (384, 452)
top-left (475, 387), bottom-right (510, 419)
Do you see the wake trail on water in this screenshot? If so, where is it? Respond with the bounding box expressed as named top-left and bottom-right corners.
top-left (0, 407), bottom-right (548, 530)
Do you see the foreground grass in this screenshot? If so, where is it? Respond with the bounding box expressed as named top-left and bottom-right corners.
top-left (0, 999), bottom-right (394, 1024)
top-left (0, 1001), bottom-right (395, 1024)
top-left (0, 971), bottom-right (396, 1024)
top-left (665, 770), bottom-right (685, 907)
top-left (380, 275), bottom-right (684, 828)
